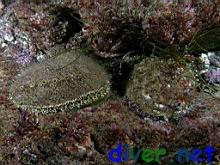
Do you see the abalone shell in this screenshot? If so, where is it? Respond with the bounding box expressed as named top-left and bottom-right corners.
top-left (126, 57), bottom-right (198, 121)
top-left (9, 49), bottom-right (110, 114)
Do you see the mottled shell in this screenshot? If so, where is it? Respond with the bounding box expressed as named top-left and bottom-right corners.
top-left (126, 57), bottom-right (198, 121)
top-left (9, 49), bottom-right (110, 114)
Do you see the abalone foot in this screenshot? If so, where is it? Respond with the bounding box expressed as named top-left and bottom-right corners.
top-left (16, 83), bottom-right (111, 115)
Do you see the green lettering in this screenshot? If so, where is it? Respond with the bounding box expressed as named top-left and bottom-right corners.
top-left (141, 150), bottom-right (154, 163)
top-left (155, 149), bottom-right (166, 162)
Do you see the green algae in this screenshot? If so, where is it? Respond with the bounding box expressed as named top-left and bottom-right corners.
top-left (186, 27), bottom-right (220, 54)
top-left (9, 49), bottom-right (110, 114)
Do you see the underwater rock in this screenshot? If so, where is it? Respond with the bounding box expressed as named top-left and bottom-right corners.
top-left (2, 94), bottom-right (220, 164)
top-left (208, 53), bottom-right (220, 68)
top-left (2, 0), bottom-right (70, 6)
top-left (81, 99), bottom-right (174, 164)
top-left (198, 52), bottom-right (220, 98)
top-left (9, 49), bottom-right (110, 114)
top-left (2, 111), bottom-right (96, 165)
top-left (0, 2), bottom-right (83, 67)
top-left (126, 57), bottom-right (199, 122)
top-left (200, 52), bottom-right (220, 84)
top-left (203, 69), bottom-right (220, 84)
top-left (46, 155), bottom-right (72, 165)
top-left (200, 52), bottom-right (220, 69)
top-left (172, 92), bottom-right (220, 161)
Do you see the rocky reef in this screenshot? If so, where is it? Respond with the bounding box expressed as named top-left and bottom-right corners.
top-left (0, 1), bottom-right (220, 165)
top-left (0, 2), bottom-right (83, 67)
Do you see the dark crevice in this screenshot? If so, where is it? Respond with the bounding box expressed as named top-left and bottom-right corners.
top-left (91, 134), bottom-right (105, 155)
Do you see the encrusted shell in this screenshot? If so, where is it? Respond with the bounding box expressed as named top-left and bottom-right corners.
top-left (126, 57), bottom-right (198, 121)
top-left (9, 49), bottom-right (110, 114)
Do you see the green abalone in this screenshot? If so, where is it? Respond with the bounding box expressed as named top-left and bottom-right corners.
top-left (9, 49), bottom-right (110, 114)
top-left (126, 57), bottom-right (199, 121)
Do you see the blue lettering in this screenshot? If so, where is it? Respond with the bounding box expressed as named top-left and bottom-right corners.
top-left (190, 149), bottom-right (204, 163)
top-left (108, 144), bottom-right (123, 163)
top-left (130, 148), bottom-right (141, 162)
top-left (205, 146), bottom-right (215, 163)
top-left (177, 148), bottom-right (190, 163)
top-left (123, 144), bottom-right (129, 161)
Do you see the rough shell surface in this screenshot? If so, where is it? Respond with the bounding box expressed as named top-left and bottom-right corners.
top-left (126, 57), bottom-right (198, 121)
top-left (9, 49), bottom-right (110, 114)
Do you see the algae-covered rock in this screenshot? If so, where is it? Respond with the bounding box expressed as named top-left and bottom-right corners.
top-left (126, 57), bottom-right (199, 121)
top-left (0, 2), bottom-right (83, 67)
top-left (9, 49), bottom-right (110, 114)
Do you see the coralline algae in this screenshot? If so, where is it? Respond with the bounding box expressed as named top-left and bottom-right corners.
top-left (200, 52), bottom-right (220, 84)
top-left (9, 49), bottom-right (110, 114)
top-left (203, 69), bottom-right (220, 84)
top-left (0, 2), bottom-right (83, 67)
top-left (0, 4), bottom-right (39, 66)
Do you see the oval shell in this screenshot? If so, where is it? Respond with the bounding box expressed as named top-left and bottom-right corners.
top-left (9, 49), bottom-right (110, 114)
